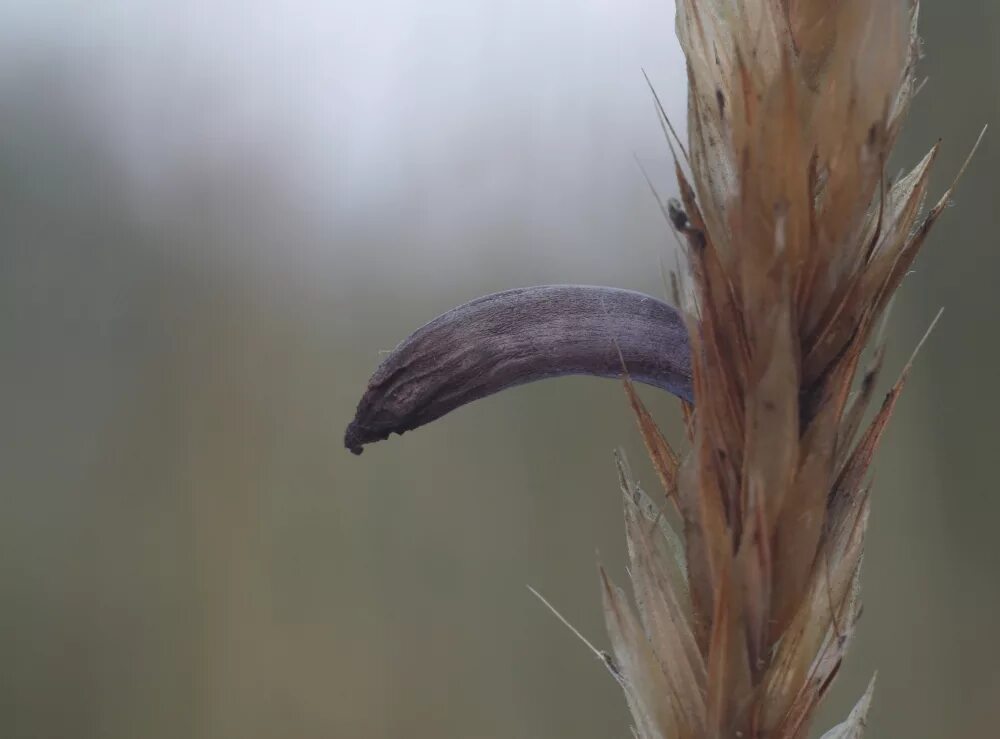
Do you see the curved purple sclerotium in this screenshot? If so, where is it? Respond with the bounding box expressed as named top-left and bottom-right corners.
top-left (344, 284), bottom-right (693, 454)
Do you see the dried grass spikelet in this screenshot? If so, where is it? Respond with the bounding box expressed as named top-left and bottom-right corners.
top-left (600, 2), bottom-right (980, 738)
top-left (342, 0), bottom-right (982, 733)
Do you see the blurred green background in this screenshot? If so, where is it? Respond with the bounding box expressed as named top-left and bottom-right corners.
top-left (1, 2), bottom-right (997, 737)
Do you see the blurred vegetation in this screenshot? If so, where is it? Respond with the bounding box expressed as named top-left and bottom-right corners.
top-left (0, 2), bottom-right (997, 738)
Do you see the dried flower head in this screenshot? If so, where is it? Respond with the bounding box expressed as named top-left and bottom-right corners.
top-left (346, 1), bottom-right (982, 737)
top-left (598, 2), bottom-right (982, 737)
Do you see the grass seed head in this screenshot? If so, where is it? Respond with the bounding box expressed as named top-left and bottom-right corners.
top-left (602, 2), bottom-right (973, 738)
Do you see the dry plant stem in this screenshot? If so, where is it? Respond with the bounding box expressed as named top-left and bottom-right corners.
top-left (599, 2), bottom-right (980, 738)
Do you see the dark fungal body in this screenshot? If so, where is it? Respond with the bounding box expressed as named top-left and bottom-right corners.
top-left (345, 284), bottom-right (693, 454)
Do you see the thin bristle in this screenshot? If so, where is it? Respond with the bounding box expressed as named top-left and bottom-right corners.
top-left (643, 68), bottom-right (691, 168)
top-left (526, 585), bottom-right (608, 665)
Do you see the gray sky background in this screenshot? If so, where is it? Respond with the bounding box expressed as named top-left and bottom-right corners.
top-left (1, 0), bottom-right (688, 275)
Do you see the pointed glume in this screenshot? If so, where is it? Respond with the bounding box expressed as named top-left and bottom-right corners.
top-left (344, 285), bottom-right (694, 453)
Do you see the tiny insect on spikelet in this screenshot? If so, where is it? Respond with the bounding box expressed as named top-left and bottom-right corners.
top-left (601, 1), bottom-right (982, 738)
top-left (344, 1), bottom-right (983, 737)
